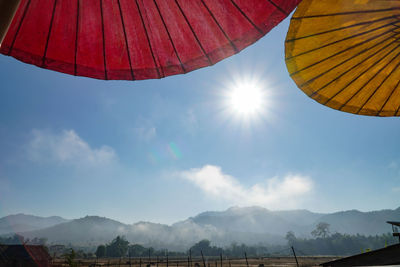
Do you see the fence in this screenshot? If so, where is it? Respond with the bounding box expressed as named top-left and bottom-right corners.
top-left (51, 252), bottom-right (338, 267)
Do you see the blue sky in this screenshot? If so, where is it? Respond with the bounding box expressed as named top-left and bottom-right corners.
top-left (0, 17), bottom-right (399, 224)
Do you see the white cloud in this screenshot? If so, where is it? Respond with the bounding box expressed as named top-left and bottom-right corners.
top-left (27, 129), bottom-right (117, 166)
top-left (179, 165), bottom-right (313, 209)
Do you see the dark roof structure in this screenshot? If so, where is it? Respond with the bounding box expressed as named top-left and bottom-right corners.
top-left (387, 221), bottom-right (400, 227)
top-left (320, 243), bottom-right (400, 267)
top-left (0, 245), bottom-right (51, 267)
top-left (387, 221), bottom-right (400, 241)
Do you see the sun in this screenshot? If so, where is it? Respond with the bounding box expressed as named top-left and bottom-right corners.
top-left (223, 75), bottom-right (270, 121)
top-left (229, 79), bottom-right (264, 116)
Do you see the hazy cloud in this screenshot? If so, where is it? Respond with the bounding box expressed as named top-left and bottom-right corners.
top-left (182, 109), bottom-right (198, 135)
top-left (27, 129), bottom-right (117, 166)
top-left (180, 165), bottom-right (313, 208)
top-left (393, 187), bottom-right (400, 193)
top-left (133, 126), bottom-right (157, 141)
top-left (389, 161), bottom-right (399, 169)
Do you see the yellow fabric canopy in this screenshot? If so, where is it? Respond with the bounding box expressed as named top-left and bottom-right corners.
top-left (286, 0), bottom-right (400, 116)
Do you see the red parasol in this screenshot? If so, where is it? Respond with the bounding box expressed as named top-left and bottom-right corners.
top-left (0, 0), bottom-right (300, 80)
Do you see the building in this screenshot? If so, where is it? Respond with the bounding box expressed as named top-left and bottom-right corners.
top-left (0, 245), bottom-right (52, 267)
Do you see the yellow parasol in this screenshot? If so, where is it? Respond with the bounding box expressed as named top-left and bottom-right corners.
top-left (286, 0), bottom-right (400, 116)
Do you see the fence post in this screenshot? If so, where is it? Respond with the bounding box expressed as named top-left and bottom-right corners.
top-left (149, 248), bottom-right (151, 265)
top-left (201, 250), bottom-right (206, 267)
top-left (220, 254), bottom-right (222, 267)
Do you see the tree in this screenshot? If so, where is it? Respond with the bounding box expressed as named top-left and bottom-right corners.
top-left (64, 249), bottom-right (77, 267)
top-left (285, 231), bottom-right (296, 245)
top-left (311, 222), bottom-right (330, 238)
top-left (96, 245), bottom-right (106, 258)
top-left (106, 236), bottom-right (129, 257)
top-left (189, 239), bottom-right (223, 256)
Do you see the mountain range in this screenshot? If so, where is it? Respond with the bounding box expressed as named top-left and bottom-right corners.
top-left (1, 206), bottom-right (399, 250)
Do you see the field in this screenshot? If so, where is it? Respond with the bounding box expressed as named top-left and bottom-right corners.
top-left (51, 256), bottom-right (340, 267)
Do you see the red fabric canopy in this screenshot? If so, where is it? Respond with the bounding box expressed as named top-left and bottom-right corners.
top-left (0, 0), bottom-right (300, 80)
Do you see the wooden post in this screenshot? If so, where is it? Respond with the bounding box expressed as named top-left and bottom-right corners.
top-left (220, 254), bottom-right (223, 267)
top-left (201, 250), bottom-right (206, 267)
top-left (167, 251), bottom-right (169, 267)
top-left (189, 249), bottom-right (192, 267)
top-left (291, 247), bottom-right (299, 267)
top-left (0, 0), bottom-right (21, 46)
top-left (244, 252), bottom-right (249, 267)
top-left (149, 248), bottom-right (151, 266)
top-left (157, 256), bottom-right (159, 267)
top-left (140, 257), bottom-right (142, 267)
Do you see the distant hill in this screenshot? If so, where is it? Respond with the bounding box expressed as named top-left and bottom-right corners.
top-left (1, 206), bottom-right (399, 250)
top-left (21, 216), bottom-right (284, 250)
top-left (188, 206), bottom-right (324, 236)
top-left (189, 206), bottom-right (400, 236)
top-left (317, 207), bottom-right (400, 235)
top-left (21, 216), bottom-right (126, 246)
top-left (0, 214), bottom-right (69, 235)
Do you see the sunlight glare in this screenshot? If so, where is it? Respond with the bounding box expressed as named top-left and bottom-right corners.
top-left (229, 80), bottom-right (264, 116)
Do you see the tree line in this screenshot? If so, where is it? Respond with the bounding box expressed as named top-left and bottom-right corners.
top-left (1, 222), bottom-right (397, 257)
top-left (285, 222), bottom-right (398, 256)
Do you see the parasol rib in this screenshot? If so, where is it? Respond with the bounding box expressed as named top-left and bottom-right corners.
top-left (8, 0), bottom-right (31, 56)
top-left (287, 21), bottom-right (397, 60)
top-left (358, 53), bottom-right (400, 114)
top-left (153, 0), bottom-right (186, 73)
top-left (117, 0), bottom-right (135, 80)
top-left (230, 0), bottom-right (263, 35)
top-left (290, 28), bottom-right (397, 76)
top-left (199, 0), bottom-right (238, 53)
top-left (304, 34), bottom-right (399, 90)
top-left (42, 0), bottom-right (57, 67)
top-left (266, 0), bottom-right (288, 15)
top-left (135, 0), bottom-right (161, 78)
top-left (74, 0), bottom-right (79, 76)
top-left (100, 0), bottom-right (107, 80)
top-left (286, 16), bottom-right (396, 42)
top-left (323, 44), bottom-right (400, 106)
top-left (174, 0), bottom-right (212, 65)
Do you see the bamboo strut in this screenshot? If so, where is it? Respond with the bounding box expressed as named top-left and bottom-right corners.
top-left (0, 0), bottom-right (21, 46)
